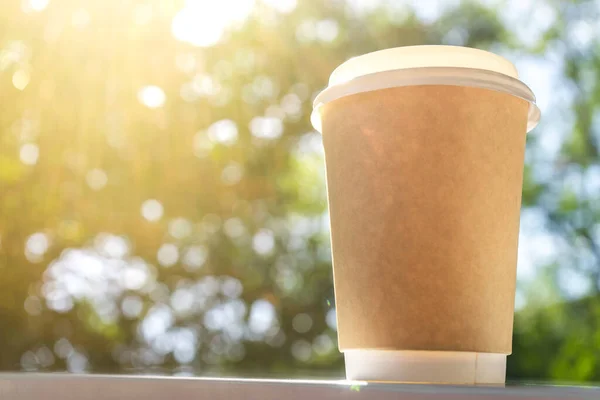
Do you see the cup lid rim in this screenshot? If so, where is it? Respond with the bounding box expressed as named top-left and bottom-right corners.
top-left (311, 66), bottom-right (540, 133)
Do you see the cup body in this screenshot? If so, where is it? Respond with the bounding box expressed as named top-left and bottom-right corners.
top-left (321, 84), bottom-right (529, 382)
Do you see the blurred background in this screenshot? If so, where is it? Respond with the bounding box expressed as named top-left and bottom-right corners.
top-left (0, 0), bottom-right (597, 383)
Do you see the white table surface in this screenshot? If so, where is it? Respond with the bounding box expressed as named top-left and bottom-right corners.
top-left (0, 374), bottom-right (597, 399)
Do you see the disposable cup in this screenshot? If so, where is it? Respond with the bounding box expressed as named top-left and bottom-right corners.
top-left (311, 46), bottom-right (539, 385)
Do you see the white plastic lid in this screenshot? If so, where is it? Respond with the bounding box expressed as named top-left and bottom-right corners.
top-left (344, 350), bottom-right (506, 385)
top-left (312, 45), bottom-right (540, 133)
top-left (329, 45), bottom-right (519, 85)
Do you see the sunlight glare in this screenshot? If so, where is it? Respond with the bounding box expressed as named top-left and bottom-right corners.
top-left (172, 0), bottom-right (255, 47)
top-left (262, 0), bottom-right (297, 14)
top-left (22, 0), bottom-right (50, 12)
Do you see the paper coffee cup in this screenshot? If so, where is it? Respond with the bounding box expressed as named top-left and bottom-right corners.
top-left (312, 46), bottom-right (539, 385)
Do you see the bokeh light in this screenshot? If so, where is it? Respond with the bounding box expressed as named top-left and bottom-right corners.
top-left (250, 116), bottom-right (283, 139)
top-left (122, 296), bottom-right (144, 319)
top-left (24, 296), bottom-right (42, 316)
top-left (316, 19), bottom-right (339, 42)
top-left (326, 309), bottom-right (337, 331)
top-left (12, 69), bottom-right (30, 90)
top-left (20, 143), bottom-right (39, 165)
top-left (292, 313), bottom-right (313, 334)
top-left (141, 200), bottom-right (164, 222)
top-left (207, 119), bottom-right (238, 145)
top-left (182, 245), bottom-right (208, 271)
top-left (168, 218), bottom-right (193, 239)
top-left (221, 162), bottom-right (244, 185)
top-left (157, 244), bottom-right (179, 267)
top-left (248, 299), bottom-right (277, 335)
top-left (25, 232), bottom-right (49, 263)
top-left (138, 86), bottom-right (166, 109)
top-left (312, 334), bottom-right (334, 356)
top-left (291, 340), bottom-right (311, 362)
top-left (223, 218), bottom-right (246, 239)
top-left (86, 169), bottom-right (108, 191)
top-left (252, 229), bottom-right (275, 255)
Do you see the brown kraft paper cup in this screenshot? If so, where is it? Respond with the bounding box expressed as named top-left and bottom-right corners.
top-left (321, 85), bottom-right (529, 354)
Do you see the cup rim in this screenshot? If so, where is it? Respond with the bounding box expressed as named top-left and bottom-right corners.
top-left (311, 66), bottom-right (540, 133)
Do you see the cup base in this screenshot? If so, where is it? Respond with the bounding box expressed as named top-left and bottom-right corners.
top-left (344, 350), bottom-right (506, 385)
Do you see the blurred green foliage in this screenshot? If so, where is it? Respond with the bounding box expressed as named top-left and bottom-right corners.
top-left (0, 0), bottom-right (599, 383)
